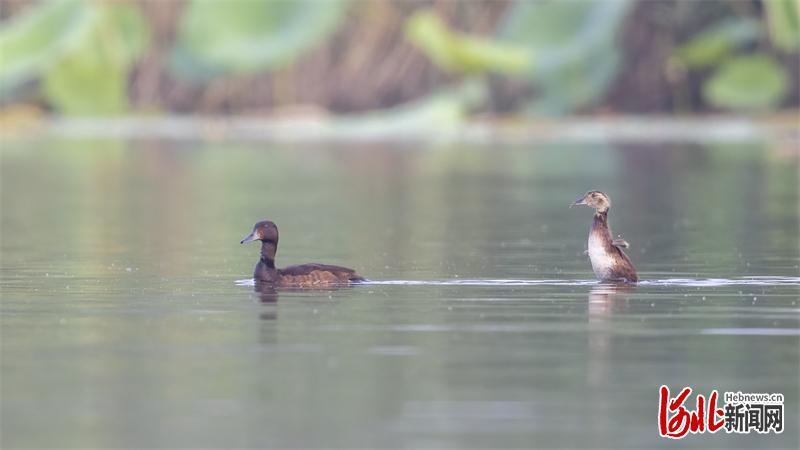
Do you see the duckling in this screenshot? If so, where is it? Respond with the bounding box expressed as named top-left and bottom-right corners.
top-left (241, 220), bottom-right (366, 287)
top-left (571, 191), bottom-right (638, 283)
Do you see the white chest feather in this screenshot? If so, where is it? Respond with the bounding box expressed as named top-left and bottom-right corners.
top-left (587, 232), bottom-right (615, 279)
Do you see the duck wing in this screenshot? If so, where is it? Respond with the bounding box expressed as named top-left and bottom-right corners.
top-left (612, 238), bottom-right (630, 249)
top-left (279, 263), bottom-right (366, 282)
top-left (608, 245), bottom-right (638, 283)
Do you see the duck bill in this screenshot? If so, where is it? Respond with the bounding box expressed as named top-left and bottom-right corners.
top-left (240, 232), bottom-right (257, 244)
top-left (570, 196), bottom-right (587, 208)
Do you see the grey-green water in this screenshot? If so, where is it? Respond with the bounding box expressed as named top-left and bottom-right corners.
top-left (1, 138), bottom-right (798, 448)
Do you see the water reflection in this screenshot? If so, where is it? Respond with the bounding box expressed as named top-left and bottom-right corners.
top-left (588, 283), bottom-right (633, 318)
top-left (254, 282), bottom-right (279, 304)
top-left (587, 283), bottom-right (633, 388)
top-left (2, 139), bottom-right (798, 449)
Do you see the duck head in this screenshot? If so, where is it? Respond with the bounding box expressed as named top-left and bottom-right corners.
top-left (241, 220), bottom-right (279, 244)
top-left (571, 191), bottom-right (611, 213)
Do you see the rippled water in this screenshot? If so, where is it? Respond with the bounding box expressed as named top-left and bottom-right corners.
top-left (271, 276), bottom-right (800, 287)
top-left (1, 138), bottom-right (798, 448)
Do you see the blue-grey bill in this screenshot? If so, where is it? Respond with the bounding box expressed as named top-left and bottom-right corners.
top-left (571, 196), bottom-right (587, 207)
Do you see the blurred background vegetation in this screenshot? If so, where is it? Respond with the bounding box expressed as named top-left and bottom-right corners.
top-left (1, 0), bottom-right (798, 118)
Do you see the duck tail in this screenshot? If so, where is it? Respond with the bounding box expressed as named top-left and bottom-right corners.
top-left (350, 274), bottom-right (369, 283)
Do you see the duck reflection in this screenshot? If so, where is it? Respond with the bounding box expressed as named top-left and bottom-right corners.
top-left (255, 282), bottom-right (279, 321)
top-left (587, 283), bottom-right (634, 382)
top-left (255, 281), bottom-right (279, 303)
top-left (588, 282), bottom-right (634, 319)
top-left (586, 282), bottom-right (634, 437)
top-left (253, 280), bottom-right (358, 321)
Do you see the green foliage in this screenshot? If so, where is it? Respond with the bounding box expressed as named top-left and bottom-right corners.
top-left (764, 0), bottom-right (800, 51)
top-left (0, 0), bottom-right (95, 95)
top-left (498, 0), bottom-right (633, 114)
top-left (341, 77), bottom-right (487, 134)
top-left (673, 18), bottom-right (762, 68)
top-left (405, 10), bottom-right (530, 75)
top-left (673, 6), bottom-right (795, 112)
top-left (703, 54), bottom-right (789, 111)
top-left (1, 0), bottom-right (795, 117)
top-left (404, 1), bottom-right (632, 115)
top-left (170, 0), bottom-right (349, 79)
top-left (0, 0), bottom-right (148, 114)
top-left (42, 3), bottom-right (149, 114)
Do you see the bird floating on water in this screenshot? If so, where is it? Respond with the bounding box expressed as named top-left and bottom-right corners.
top-left (241, 220), bottom-right (365, 287)
top-left (571, 191), bottom-right (638, 283)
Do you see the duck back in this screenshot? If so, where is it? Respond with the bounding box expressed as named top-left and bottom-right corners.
top-left (588, 213), bottom-right (638, 283)
top-left (277, 263), bottom-right (366, 287)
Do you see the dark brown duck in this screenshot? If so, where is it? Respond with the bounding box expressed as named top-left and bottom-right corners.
top-left (241, 220), bottom-right (366, 287)
top-left (572, 191), bottom-right (638, 283)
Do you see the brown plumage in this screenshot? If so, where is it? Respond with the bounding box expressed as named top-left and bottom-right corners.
top-left (241, 220), bottom-right (366, 287)
top-left (572, 191), bottom-right (638, 283)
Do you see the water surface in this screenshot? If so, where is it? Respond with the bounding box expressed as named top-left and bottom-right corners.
top-left (2, 138), bottom-right (798, 448)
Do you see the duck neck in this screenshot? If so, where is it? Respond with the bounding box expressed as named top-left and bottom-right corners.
top-left (592, 210), bottom-right (612, 243)
top-left (260, 240), bottom-right (277, 269)
top-left (594, 209), bottom-right (608, 221)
